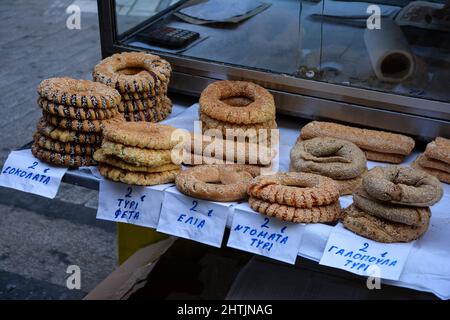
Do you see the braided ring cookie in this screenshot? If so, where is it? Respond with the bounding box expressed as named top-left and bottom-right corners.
top-left (37, 77), bottom-right (121, 109)
top-left (31, 144), bottom-right (96, 168)
top-left (290, 137), bottom-right (366, 180)
top-left (118, 96), bottom-right (161, 112)
top-left (38, 98), bottom-right (118, 120)
top-left (123, 103), bottom-right (172, 122)
top-left (247, 172), bottom-right (339, 208)
top-left (37, 118), bottom-right (102, 144)
top-left (101, 140), bottom-right (172, 167)
top-left (103, 121), bottom-right (177, 150)
top-left (342, 204), bottom-right (430, 243)
top-left (200, 112), bottom-right (277, 139)
top-left (353, 188), bottom-right (431, 227)
top-left (363, 166), bottom-right (443, 207)
top-left (98, 163), bottom-right (179, 186)
top-left (93, 52), bottom-right (171, 94)
top-left (200, 81), bottom-right (275, 124)
top-left (34, 132), bottom-right (98, 156)
top-left (175, 164), bottom-right (261, 202)
top-left (44, 113), bottom-right (123, 133)
top-left (249, 197), bottom-right (341, 223)
top-left (94, 149), bottom-right (179, 173)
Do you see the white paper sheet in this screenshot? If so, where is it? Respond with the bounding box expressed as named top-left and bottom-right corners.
top-left (0, 149), bottom-right (68, 199)
top-left (157, 187), bottom-right (232, 247)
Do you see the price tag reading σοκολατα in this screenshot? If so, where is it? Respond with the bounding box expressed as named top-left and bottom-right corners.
top-left (157, 187), bottom-right (231, 247)
top-left (319, 223), bottom-right (414, 281)
top-left (0, 149), bottom-right (68, 199)
top-left (97, 179), bottom-right (172, 228)
top-left (227, 203), bottom-right (304, 264)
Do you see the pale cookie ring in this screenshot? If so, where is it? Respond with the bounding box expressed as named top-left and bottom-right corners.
top-left (101, 140), bottom-right (173, 167)
top-left (37, 118), bottom-right (103, 145)
top-left (200, 112), bottom-right (277, 140)
top-left (175, 164), bottom-right (261, 202)
top-left (103, 121), bottom-right (177, 150)
top-left (249, 197), bottom-right (341, 223)
top-left (353, 187), bottom-right (431, 227)
top-left (98, 163), bottom-right (179, 186)
top-left (37, 77), bottom-right (121, 109)
top-left (247, 172), bottom-right (340, 208)
top-left (342, 204), bottom-right (430, 243)
top-left (363, 166), bottom-right (443, 207)
top-left (290, 137), bottom-right (366, 180)
top-left (199, 81), bottom-right (275, 124)
top-left (94, 149), bottom-right (180, 173)
top-left (93, 52), bottom-right (171, 94)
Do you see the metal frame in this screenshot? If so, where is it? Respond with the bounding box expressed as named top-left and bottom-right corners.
top-left (97, 0), bottom-right (450, 139)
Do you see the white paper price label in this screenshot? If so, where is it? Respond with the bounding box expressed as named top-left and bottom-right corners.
top-left (97, 180), bottom-right (170, 228)
top-left (157, 188), bottom-right (230, 247)
top-left (0, 149), bottom-right (68, 199)
top-left (319, 224), bottom-right (413, 280)
top-left (227, 203), bottom-right (304, 264)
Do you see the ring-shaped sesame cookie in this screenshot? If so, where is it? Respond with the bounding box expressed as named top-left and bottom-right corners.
top-left (92, 52), bottom-right (171, 94)
top-left (33, 132), bottom-right (98, 156)
top-left (362, 166), bottom-right (443, 207)
top-left (249, 197), bottom-right (341, 223)
top-left (247, 172), bottom-right (340, 208)
top-left (98, 163), bottom-right (179, 186)
top-left (290, 137), bottom-right (367, 180)
top-left (175, 164), bottom-right (261, 202)
top-left (37, 118), bottom-right (103, 144)
top-left (38, 98), bottom-right (118, 120)
top-left (37, 77), bottom-right (121, 109)
top-left (44, 113), bottom-right (124, 133)
top-left (122, 100), bottom-right (172, 122)
top-left (31, 144), bottom-right (96, 168)
top-left (199, 81), bottom-right (275, 124)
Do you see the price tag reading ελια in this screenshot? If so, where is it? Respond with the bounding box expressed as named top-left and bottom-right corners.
top-left (319, 224), bottom-right (413, 280)
top-left (157, 188), bottom-right (230, 247)
top-left (0, 149), bottom-right (68, 199)
top-left (227, 203), bottom-right (304, 264)
top-left (97, 179), bottom-right (169, 228)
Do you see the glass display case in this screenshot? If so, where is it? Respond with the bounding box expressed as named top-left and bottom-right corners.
top-left (98, 0), bottom-right (450, 139)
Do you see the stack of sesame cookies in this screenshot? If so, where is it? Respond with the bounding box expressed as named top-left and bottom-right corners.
top-left (93, 121), bottom-right (181, 186)
top-left (412, 137), bottom-right (450, 184)
top-left (33, 77), bottom-right (122, 167)
top-left (93, 52), bottom-right (172, 122)
top-left (199, 81), bottom-right (277, 143)
top-left (342, 166), bottom-right (443, 243)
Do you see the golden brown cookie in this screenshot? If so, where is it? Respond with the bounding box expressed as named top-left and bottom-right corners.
top-left (411, 159), bottom-right (450, 184)
top-left (98, 163), bottom-right (179, 186)
top-left (37, 118), bottom-right (103, 144)
top-left (300, 121), bottom-right (415, 155)
top-left (103, 121), bottom-right (177, 150)
top-left (31, 144), bottom-right (96, 168)
top-left (199, 81), bottom-right (276, 124)
top-left (38, 98), bottom-right (118, 120)
top-left (118, 96), bottom-right (168, 112)
top-left (37, 77), bottom-right (121, 109)
top-left (424, 137), bottom-right (450, 165)
top-left (175, 164), bottom-right (260, 202)
top-left (200, 112), bottom-right (277, 139)
top-left (363, 150), bottom-right (405, 164)
top-left (416, 153), bottom-right (450, 174)
top-left (123, 103), bottom-right (172, 122)
top-left (34, 132), bottom-right (98, 156)
top-left (249, 196), bottom-right (341, 223)
top-left (92, 52), bottom-right (171, 94)
top-left (93, 149), bottom-right (179, 173)
top-left (247, 172), bottom-right (340, 208)
top-left (290, 137), bottom-right (367, 180)
top-left (362, 166), bottom-right (443, 207)
top-left (342, 204), bottom-right (430, 243)
top-left (101, 140), bottom-right (173, 167)
top-left (353, 187), bottom-right (431, 227)
top-left (44, 113), bottom-right (123, 133)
